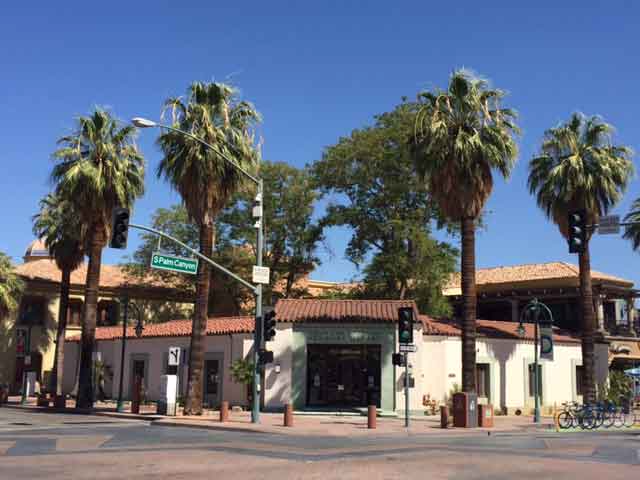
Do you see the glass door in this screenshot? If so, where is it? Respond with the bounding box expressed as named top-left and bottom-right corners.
top-left (204, 359), bottom-right (220, 408)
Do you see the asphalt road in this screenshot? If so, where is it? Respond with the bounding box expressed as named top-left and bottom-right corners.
top-left (0, 408), bottom-right (639, 479)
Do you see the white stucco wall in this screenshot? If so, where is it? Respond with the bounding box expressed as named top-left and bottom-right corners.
top-left (394, 325), bottom-right (426, 412)
top-left (64, 333), bottom-right (254, 406)
top-left (263, 322), bottom-right (293, 409)
top-left (421, 335), bottom-right (608, 411)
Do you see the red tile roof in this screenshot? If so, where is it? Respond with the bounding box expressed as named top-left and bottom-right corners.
top-left (274, 298), bottom-right (419, 323)
top-left (420, 315), bottom-right (581, 344)
top-left (15, 258), bottom-right (168, 289)
top-left (67, 316), bottom-right (255, 342)
top-left (445, 261), bottom-right (633, 292)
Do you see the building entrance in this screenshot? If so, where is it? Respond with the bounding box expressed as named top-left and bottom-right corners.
top-left (306, 344), bottom-right (381, 408)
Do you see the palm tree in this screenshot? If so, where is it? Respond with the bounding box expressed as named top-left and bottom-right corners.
top-left (0, 251), bottom-right (24, 319)
top-left (623, 200), bottom-right (640, 252)
top-left (412, 70), bottom-right (520, 393)
top-left (528, 112), bottom-right (633, 403)
top-left (157, 81), bottom-right (260, 414)
top-left (51, 109), bottom-right (145, 408)
top-left (32, 193), bottom-right (85, 402)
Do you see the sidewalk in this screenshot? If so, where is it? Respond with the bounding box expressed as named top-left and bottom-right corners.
top-left (3, 396), bottom-right (555, 436)
top-left (152, 411), bottom-right (557, 436)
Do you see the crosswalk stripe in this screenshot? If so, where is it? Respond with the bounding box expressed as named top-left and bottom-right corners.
top-left (56, 435), bottom-right (113, 452)
top-left (0, 442), bottom-right (16, 455)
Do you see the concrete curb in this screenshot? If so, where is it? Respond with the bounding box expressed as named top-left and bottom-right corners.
top-left (151, 419), bottom-right (282, 435)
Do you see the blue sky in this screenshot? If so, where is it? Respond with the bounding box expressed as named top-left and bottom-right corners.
top-left (1, 1), bottom-right (639, 285)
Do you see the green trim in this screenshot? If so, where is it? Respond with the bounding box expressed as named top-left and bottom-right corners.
top-left (290, 324), bottom-right (395, 411)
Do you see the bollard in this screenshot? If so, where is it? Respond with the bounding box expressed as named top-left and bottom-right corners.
top-left (220, 401), bottom-right (229, 422)
top-left (367, 404), bottom-right (377, 429)
top-left (440, 405), bottom-right (449, 428)
top-left (284, 403), bottom-right (294, 427)
top-left (131, 375), bottom-right (141, 414)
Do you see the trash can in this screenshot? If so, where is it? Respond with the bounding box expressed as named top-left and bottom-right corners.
top-left (478, 404), bottom-right (493, 428)
top-left (453, 392), bottom-right (478, 428)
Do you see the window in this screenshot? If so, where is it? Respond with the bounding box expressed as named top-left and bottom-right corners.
top-left (528, 364), bottom-right (543, 397)
top-left (19, 297), bottom-right (47, 325)
top-left (575, 365), bottom-right (584, 396)
top-left (476, 364), bottom-right (490, 399)
top-left (66, 300), bottom-right (83, 326)
top-left (97, 301), bottom-right (120, 327)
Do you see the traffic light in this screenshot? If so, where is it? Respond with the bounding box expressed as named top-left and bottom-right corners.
top-left (567, 210), bottom-right (587, 254)
top-left (258, 349), bottom-right (274, 365)
top-left (263, 308), bottom-right (276, 342)
top-left (398, 307), bottom-right (414, 344)
top-left (109, 207), bottom-right (130, 249)
top-left (392, 353), bottom-right (405, 367)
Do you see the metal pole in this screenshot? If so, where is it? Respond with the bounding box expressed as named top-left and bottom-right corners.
top-left (533, 308), bottom-right (540, 424)
top-left (116, 290), bottom-right (129, 413)
top-left (252, 178), bottom-right (264, 424)
top-left (404, 352), bottom-right (409, 428)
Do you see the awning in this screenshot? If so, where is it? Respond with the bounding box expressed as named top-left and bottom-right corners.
top-left (609, 340), bottom-right (640, 364)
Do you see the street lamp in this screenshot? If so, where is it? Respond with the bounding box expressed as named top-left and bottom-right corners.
top-left (132, 116), bottom-right (265, 424)
top-left (116, 287), bottom-right (145, 413)
top-left (517, 298), bottom-right (553, 425)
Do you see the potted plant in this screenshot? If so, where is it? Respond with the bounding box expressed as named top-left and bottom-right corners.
top-left (230, 358), bottom-right (254, 407)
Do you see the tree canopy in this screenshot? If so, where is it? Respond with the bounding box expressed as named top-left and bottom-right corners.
top-left (128, 161), bottom-right (324, 313)
top-left (0, 251), bottom-right (24, 318)
top-left (312, 101), bottom-right (457, 316)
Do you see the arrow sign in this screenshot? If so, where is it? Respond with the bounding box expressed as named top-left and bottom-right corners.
top-left (168, 347), bottom-right (181, 366)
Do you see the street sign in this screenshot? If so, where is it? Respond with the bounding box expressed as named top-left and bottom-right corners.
top-left (150, 252), bottom-right (198, 275)
top-left (399, 344), bottom-right (416, 353)
top-left (598, 215), bottom-right (620, 234)
top-left (168, 347), bottom-right (181, 366)
top-left (252, 265), bottom-right (270, 284)
top-left (539, 323), bottom-right (554, 361)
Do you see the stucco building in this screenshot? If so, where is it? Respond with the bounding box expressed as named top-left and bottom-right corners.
top-left (63, 299), bottom-right (608, 415)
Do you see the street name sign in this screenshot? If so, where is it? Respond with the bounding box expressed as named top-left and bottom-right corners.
top-left (151, 252), bottom-right (199, 275)
top-left (399, 344), bottom-right (416, 353)
top-left (252, 265), bottom-right (270, 284)
top-left (598, 215), bottom-right (620, 235)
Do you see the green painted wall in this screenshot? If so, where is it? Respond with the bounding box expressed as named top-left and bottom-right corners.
top-left (291, 324), bottom-right (395, 411)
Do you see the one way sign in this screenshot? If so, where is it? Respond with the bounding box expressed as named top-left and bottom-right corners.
top-left (168, 347), bottom-right (181, 366)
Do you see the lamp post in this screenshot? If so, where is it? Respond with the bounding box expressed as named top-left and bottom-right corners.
top-left (132, 117), bottom-right (264, 424)
top-left (116, 286), bottom-right (144, 413)
top-left (517, 298), bottom-right (553, 425)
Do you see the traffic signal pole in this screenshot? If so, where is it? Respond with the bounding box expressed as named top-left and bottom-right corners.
top-left (252, 178), bottom-right (264, 424)
top-left (404, 352), bottom-right (409, 428)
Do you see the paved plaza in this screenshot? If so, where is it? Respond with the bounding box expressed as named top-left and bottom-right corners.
top-left (1, 406), bottom-right (639, 479)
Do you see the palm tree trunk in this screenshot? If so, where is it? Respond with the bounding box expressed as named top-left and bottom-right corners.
top-left (184, 223), bottom-right (213, 415)
top-left (76, 228), bottom-right (103, 409)
top-left (50, 268), bottom-right (71, 399)
top-left (461, 217), bottom-right (477, 393)
top-left (579, 242), bottom-right (597, 403)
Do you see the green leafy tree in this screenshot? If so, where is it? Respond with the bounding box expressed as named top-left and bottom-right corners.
top-left (32, 193), bottom-right (86, 399)
top-left (217, 161), bottom-right (324, 306)
top-left (52, 109), bottom-right (145, 408)
top-left (0, 252), bottom-right (24, 318)
top-left (313, 101), bottom-right (458, 316)
top-left (230, 358), bottom-right (254, 405)
top-left (528, 113), bottom-right (633, 403)
top-left (157, 81), bottom-right (260, 415)
top-left (412, 70), bottom-right (520, 393)
top-left (129, 161), bottom-right (324, 315)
